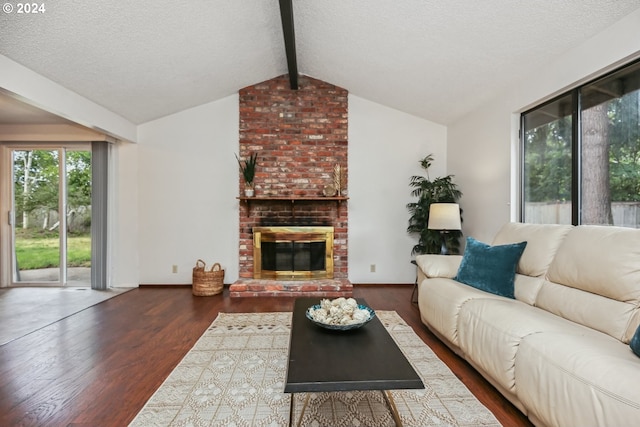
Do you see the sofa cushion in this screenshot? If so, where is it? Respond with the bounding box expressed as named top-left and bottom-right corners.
top-left (457, 298), bottom-right (601, 394)
top-left (544, 225), bottom-right (640, 343)
top-left (631, 325), bottom-right (640, 357)
top-left (418, 277), bottom-right (504, 349)
top-left (513, 274), bottom-right (545, 306)
top-left (547, 225), bottom-right (640, 302)
top-left (515, 332), bottom-right (640, 427)
top-left (536, 280), bottom-right (638, 343)
top-left (492, 222), bottom-right (573, 277)
top-left (455, 237), bottom-right (527, 298)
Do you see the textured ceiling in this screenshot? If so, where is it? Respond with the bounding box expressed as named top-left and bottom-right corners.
top-left (1, 0), bottom-right (639, 126)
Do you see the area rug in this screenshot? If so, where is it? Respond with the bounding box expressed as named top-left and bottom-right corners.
top-left (128, 311), bottom-right (502, 427)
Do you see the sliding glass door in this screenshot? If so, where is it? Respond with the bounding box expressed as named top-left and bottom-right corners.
top-left (11, 146), bottom-right (92, 286)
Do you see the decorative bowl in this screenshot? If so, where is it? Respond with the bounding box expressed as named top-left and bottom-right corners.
top-left (322, 184), bottom-right (337, 197)
top-left (306, 304), bottom-right (376, 331)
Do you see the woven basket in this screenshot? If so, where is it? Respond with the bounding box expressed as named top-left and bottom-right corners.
top-left (192, 260), bottom-right (224, 296)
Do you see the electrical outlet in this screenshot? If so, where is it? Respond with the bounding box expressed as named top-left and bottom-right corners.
top-left (370, 264), bottom-right (376, 273)
top-left (172, 265), bottom-right (178, 274)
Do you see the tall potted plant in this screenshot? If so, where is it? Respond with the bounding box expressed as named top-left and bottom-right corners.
top-left (236, 152), bottom-right (258, 197)
top-left (407, 154), bottom-right (463, 255)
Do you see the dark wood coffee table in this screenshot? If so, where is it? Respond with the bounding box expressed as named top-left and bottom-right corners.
top-left (284, 297), bottom-right (424, 426)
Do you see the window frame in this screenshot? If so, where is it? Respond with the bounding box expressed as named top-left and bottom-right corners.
top-left (520, 58), bottom-right (640, 226)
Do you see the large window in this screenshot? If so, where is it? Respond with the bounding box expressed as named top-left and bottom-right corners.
top-left (522, 60), bottom-right (640, 228)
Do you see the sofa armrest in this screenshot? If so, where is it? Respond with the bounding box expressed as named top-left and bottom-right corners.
top-left (415, 254), bottom-right (462, 279)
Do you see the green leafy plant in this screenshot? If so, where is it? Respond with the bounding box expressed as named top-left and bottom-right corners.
top-left (235, 152), bottom-right (258, 188)
top-left (407, 154), bottom-right (463, 255)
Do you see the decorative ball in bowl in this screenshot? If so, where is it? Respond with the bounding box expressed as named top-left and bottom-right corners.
top-left (306, 297), bottom-right (376, 331)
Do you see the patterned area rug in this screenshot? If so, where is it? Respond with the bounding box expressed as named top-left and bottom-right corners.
top-left (129, 311), bottom-right (501, 427)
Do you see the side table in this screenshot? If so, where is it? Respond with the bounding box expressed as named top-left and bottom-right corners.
top-left (410, 260), bottom-right (418, 305)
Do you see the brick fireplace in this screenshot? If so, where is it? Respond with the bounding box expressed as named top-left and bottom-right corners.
top-left (229, 75), bottom-right (352, 297)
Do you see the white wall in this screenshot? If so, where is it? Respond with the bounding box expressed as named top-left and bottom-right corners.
top-left (129, 93), bottom-right (445, 285)
top-left (136, 95), bottom-right (240, 284)
top-left (109, 140), bottom-right (140, 287)
top-left (448, 9), bottom-right (640, 244)
top-left (0, 55), bottom-right (136, 143)
top-left (349, 95), bottom-right (447, 284)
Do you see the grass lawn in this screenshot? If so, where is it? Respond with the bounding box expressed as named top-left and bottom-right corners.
top-left (15, 229), bottom-right (91, 270)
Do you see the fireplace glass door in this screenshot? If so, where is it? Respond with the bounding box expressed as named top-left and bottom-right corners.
top-left (261, 241), bottom-right (326, 272)
top-left (253, 227), bottom-right (334, 280)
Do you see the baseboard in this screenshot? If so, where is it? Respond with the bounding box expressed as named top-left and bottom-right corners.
top-left (352, 283), bottom-right (413, 286)
top-left (139, 283), bottom-right (193, 288)
top-left (138, 283), bottom-right (412, 288)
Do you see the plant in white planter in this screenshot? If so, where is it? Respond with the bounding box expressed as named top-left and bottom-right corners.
top-left (236, 152), bottom-right (258, 196)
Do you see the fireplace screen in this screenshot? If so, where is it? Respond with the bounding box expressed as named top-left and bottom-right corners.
top-left (253, 226), bottom-right (334, 280)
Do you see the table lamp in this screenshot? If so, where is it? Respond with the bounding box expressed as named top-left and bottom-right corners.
top-left (427, 203), bottom-right (461, 255)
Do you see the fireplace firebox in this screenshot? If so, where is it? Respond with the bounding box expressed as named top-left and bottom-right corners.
top-left (253, 226), bottom-right (334, 280)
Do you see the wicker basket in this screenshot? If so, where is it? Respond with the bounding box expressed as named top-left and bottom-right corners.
top-left (192, 259), bottom-right (224, 296)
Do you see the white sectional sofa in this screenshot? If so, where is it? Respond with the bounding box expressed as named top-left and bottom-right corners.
top-left (415, 222), bottom-right (640, 427)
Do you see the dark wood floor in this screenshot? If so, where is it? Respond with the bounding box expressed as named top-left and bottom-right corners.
top-left (0, 285), bottom-right (532, 427)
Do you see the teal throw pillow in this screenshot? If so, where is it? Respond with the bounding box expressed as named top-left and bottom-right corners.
top-left (631, 325), bottom-right (640, 358)
top-left (455, 237), bottom-right (527, 299)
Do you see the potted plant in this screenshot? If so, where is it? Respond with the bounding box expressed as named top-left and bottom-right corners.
top-left (407, 154), bottom-right (463, 255)
top-left (236, 152), bottom-right (258, 197)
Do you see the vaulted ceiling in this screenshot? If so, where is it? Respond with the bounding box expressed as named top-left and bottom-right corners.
top-left (1, 0), bottom-right (639, 127)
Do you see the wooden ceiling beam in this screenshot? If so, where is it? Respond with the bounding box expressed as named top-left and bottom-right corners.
top-left (278, 0), bottom-right (299, 90)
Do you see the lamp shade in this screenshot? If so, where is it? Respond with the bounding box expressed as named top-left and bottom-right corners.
top-left (428, 203), bottom-right (461, 230)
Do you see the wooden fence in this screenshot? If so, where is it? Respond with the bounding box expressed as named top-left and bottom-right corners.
top-left (525, 202), bottom-right (640, 228)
